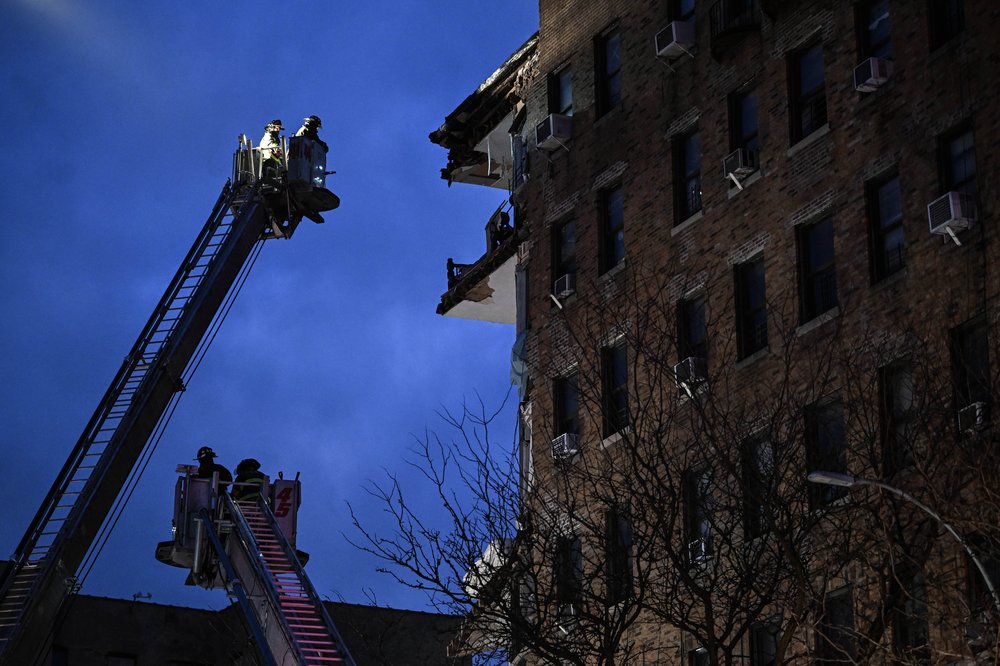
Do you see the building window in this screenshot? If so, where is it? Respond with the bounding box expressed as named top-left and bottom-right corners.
top-left (892, 567), bottom-right (929, 661)
top-left (689, 648), bottom-right (709, 666)
top-left (857, 0), bottom-right (892, 59)
top-left (818, 587), bottom-right (856, 664)
top-left (600, 186), bottom-right (625, 273)
top-left (797, 217), bottom-right (838, 323)
top-left (880, 362), bottom-right (915, 476)
top-left (805, 401), bottom-right (846, 509)
top-left (742, 434), bottom-right (773, 538)
top-left (602, 342), bottom-right (628, 437)
top-left (596, 29), bottom-right (622, 116)
top-left (677, 294), bottom-right (708, 362)
top-left (552, 218), bottom-right (577, 293)
top-left (555, 535), bottom-right (583, 615)
top-left (684, 467), bottom-right (713, 565)
top-left (554, 373), bottom-right (580, 438)
top-left (51, 646), bottom-right (69, 666)
top-left (673, 130), bottom-right (702, 223)
top-left (789, 42), bottom-right (827, 144)
top-left (750, 623), bottom-right (779, 666)
top-left (548, 67), bottom-right (573, 116)
top-left (734, 257), bottom-right (767, 359)
top-left (605, 509), bottom-right (634, 603)
top-left (940, 123), bottom-right (977, 194)
top-left (868, 175), bottom-right (904, 281)
top-left (670, 0), bottom-right (696, 22)
top-left (929, 0), bottom-right (964, 50)
top-left (967, 536), bottom-right (1000, 612)
top-left (729, 88), bottom-right (760, 168)
top-left (951, 315), bottom-right (991, 415)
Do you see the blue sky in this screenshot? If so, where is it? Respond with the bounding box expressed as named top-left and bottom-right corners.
top-left (0, 1), bottom-right (537, 612)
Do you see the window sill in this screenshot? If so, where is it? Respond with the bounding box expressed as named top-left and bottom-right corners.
top-left (599, 259), bottom-right (627, 281)
top-left (727, 169), bottom-right (762, 199)
top-left (787, 123), bottom-right (831, 158)
top-left (671, 210), bottom-right (703, 235)
top-left (869, 267), bottom-right (906, 294)
top-left (796, 306), bottom-right (839, 337)
top-left (600, 426), bottom-right (630, 450)
top-left (735, 347), bottom-right (770, 370)
top-left (550, 290), bottom-right (579, 311)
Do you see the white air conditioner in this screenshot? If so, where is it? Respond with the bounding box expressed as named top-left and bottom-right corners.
top-left (674, 356), bottom-right (708, 388)
top-left (535, 113), bottom-right (572, 151)
top-left (553, 273), bottom-right (576, 298)
top-left (853, 57), bottom-right (893, 93)
top-left (722, 148), bottom-right (757, 179)
top-left (688, 537), bottom-right (710, 564)
top-left (654, 21), bottom-right (696, 59)
top-left (551, 433), bottom-right (580, 460)
top-left (927, 191), bottom-right (977, 238)
top-left (959, 401), bottom-right (989, 433)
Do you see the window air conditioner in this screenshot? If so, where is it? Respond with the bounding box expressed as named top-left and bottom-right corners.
top-left (927, 191), bottom-right (977, 238)
top-left (959, 401), bottom-right (989, 433)
top-left (722, 148), bottom-right (757, 179)
top-left (551, 433), bottom-right (580, 460)
top-left (535, 114), bottom-right (572, 151)
top-left (674, 356), bottom-right (708, 388)
top-left (553, 273), bottom-right (576, 298)
top-left (654, 21), bottom-right (696, 59)
top-left (688, 537), bottom-right (710, 564)
top-left (853, 57), bottom-right (893, 93)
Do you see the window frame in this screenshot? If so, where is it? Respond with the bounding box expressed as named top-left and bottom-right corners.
top-left (742, 433), bottom-right (773, 538)
top-left (749, 622), bottom-right (779, 666)
top-left (928, 0), bottom-right (964, 51)
top-left (939, 122), bottom-right (977, 195)
top-left (673, 129), bottom-right (703, 223)
top-left (683, 466), bottom-right (714, 564)
top-left (595, 28), bottom-right (623, 116)
top-left (548, 66), bottom-right (574, 116)
top-left (891, 565), bottom-right (930, 660)
top-left (602, 342), bottom-right (629, 437)
top-left (599, 185), bottom-right (626, 273)
top-left (555, 535), bottom-right (583, 614)
top-left (867, 173), bottom-right (905, 282)
top-left (604, 508), bottom-right (634, 603)
top-left (677, 293), bottom-right (708, 362)
top-left (817, 586), bottom-right (857, 664)
top-left (552, 217), bottom-right (577, 291)
top-left (729, 87), bottom-right (760, 163)
top-left (670, 0), bottom-right (697, 22)
top-left (805, 400), bottom-right (847, 509)
top-left (797, 217), bottom-right (838, 323)
top-left (856, 0), bottom-right (893, 60)
top-left (879, 361), bottom-right (915, 476)
top-left (788, 41), bottom-right (828, 144)
top-left (554, 372), bottom-right (580, 438)
top-left (950, 315), bottom-right (991, 415)
top-left (734, 256), bottom-right (768, 359)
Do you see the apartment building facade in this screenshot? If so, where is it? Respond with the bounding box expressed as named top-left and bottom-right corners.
top-left (432, 0), bottom-right (1000, 663)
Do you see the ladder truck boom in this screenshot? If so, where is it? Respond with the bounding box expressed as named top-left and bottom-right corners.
top-left (0, 135), bottom-right (337, 665)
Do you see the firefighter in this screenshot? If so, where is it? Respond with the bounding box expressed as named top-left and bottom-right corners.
top-left (259, 119), bottom-right (285, 180)
top-left (195, 446), bottom-right (232, 487)
top-left (295, 115), bottom-right (328, 152)
top-left (231, 458), bottom-right (265, 502)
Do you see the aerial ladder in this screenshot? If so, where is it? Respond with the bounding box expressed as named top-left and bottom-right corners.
top-left (0, 133), bottom-right (341, 665)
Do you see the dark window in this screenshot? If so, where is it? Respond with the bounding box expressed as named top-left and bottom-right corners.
top-left (602, 343), bottom-right (628, 437)
top-left (605, 509), bottom-right (634, 603)
top-left (729, 88), bottom-right (760, 162)
top-left (549, 67), bottom-right (573, 116)
top-left (674, 130), bottom-right (703, 222)
top-left (735, 257), bottom-right (768, 358)
top-left (818, 587), bottom-right (856, 664)
top-left (689, 648), bottom-right (709, 666)
top-left (678, 294), bottom-right (708, 361)
top-left (742, 434), bottom-right (773, 538)
top-left (512, 134), bottom-right (529, 190)
top-left (798, 218), bottom-right (838, 322)
top-left (929, 0), bottom-right (964, 50)
top-left (684, 467), bottom-right (714, 564)
top-left (967, 535), bottom-right (1000, 612)
top-left (596, 30), bottom-right (622, 115)
top-left (880, 362), bottom-right (915, 476)
top-left (750, 623), bottom-right (779, 666)
top-left (805, 401), bottom-right (847, 508)
top-left (600, 186), bottom-right (625, 273)
top-left (857, 0), bottom-right (892, 59)
top-left (671, 0), bottom-right (697, 22)
top-left (107, 656), bottom-right (138, 666)
top-left (940, 123), bottom-right (977, 194)
top-left (554, 373), bottom-right (580, 437)
top-left (552, 218), bottom-right (577, 290)
top-left (868, 175), bottom-right (905, 281)
top-left (892, 567), bottom-right (930, 661)
top-left (51, 646), bottom-right (69, 666)
top-left (951, 316), bottom-right (991, 412)
top-left (789, 42), bottom-right (827, 144)
top-left (555, 536), bottom-right (583, 613)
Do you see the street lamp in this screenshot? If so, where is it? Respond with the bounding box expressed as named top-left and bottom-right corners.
top-left (807, 470), bottom-right (1000, 614)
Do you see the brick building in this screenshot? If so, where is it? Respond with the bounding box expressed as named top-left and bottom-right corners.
top-left (433, 0), bottom-right (1000, 664)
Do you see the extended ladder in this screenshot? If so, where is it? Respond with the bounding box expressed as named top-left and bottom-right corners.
top-left (0, 180), bottom-right (274, 664)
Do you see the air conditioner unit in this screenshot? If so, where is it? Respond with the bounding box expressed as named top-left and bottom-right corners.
top-left (551, 433), bottom-right (580, 460)
top-left (553, 273), bottom-right (576, 298)
top-left (674, 356), bottom-right (708, 388)
top-left (959, 401), bottom-right (989, 433)
top-left (654, 21), bottom-right (696, 59)
top-left (535, 113), bottom-right (572, 151)
top-left (722, 148), bottom-right (757, 179)
top-left (927, 191), bottom-right (977, 238)
top-left (688, 537), bottom-right (710, 564)
top-left (853, 57), bottom-right (893, 93)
